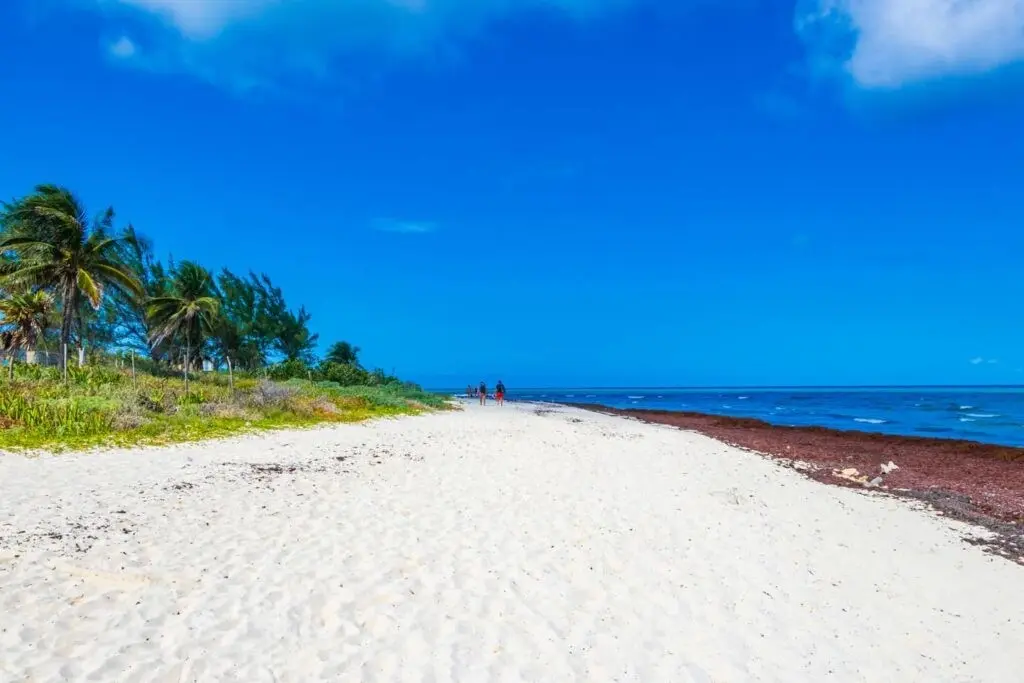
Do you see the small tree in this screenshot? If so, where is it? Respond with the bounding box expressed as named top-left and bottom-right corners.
top-left (274, 306), bottom-right (319, 363)
top-left (0, 290), bottom-right (53, 366)
top-left (324, 341), bottom-right (361, 367)
top-left (147, 262), bottom-right (220, 394)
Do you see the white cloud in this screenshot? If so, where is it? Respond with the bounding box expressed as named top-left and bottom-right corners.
top-left (108, 35), bottom-right (137, 59)
top-left (89, 0), bottom-right (635, 89)
top-left (969, 357), bottom-right (999, 365)
top-left (77, 0), bottom-right (1024, 92)
top-left (374, 218), bottom-right (436, 234)
top-left (110, 0), bottom-right (280, 39)
top-left (798, 0), bottom-right (1024, 89)
top-left (969, 357), bottom-right (984, 364)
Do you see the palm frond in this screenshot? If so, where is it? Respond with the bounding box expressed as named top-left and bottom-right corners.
top-left (91, 262), bottom-right (144, 298)
top-left (77, 269), bottom-right (103, 309)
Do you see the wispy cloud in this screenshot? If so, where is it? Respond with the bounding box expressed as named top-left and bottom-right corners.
top-left (83, 0), bottom-right (635, 91)
top-left (108, 0), bottom-right (278, 39)
top-left (107, 36), bottom-right (137, 60)
top-left (373, 218), bottom-right (437, 235)
top-left (64, 0), bottom-right (1024, 94)
top-left (969, 357), bottom-right (999, 365)
top-left (797, 0), bottom-right (1024, 89)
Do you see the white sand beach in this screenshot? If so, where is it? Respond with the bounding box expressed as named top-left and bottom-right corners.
top-left (1, 402), bottom-right (1022, 682)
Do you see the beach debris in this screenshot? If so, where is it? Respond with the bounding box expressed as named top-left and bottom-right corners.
top-left (773, 457), bottom-right (820, 473)
top-left (831, 468), bottom-right (878, 487)
top-left (832, 461), bottom-right (900, 488)
top-left (881, 461), bottom-right (900, 475)
top-left (832, 467), bottom-right (867, 485)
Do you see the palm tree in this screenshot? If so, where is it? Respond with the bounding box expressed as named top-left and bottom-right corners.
top-left (0, 290), bottom-right (53, 371)
top-left (0, 185), bottom-right (142, 368)
top-left (325, 341), bottom-right (361, 367)
top-left (147, 261), bottom-right (220, 393)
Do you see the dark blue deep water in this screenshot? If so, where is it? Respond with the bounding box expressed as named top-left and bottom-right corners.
top-left (507, 387), bottom-right (1024, 447)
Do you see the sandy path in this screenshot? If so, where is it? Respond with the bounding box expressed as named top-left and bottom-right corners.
top-left (1, 403), bottom-right (1021, 682)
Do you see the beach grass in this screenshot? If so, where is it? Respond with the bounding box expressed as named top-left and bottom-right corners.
top-left (0, 365), bottom-right (448, 452)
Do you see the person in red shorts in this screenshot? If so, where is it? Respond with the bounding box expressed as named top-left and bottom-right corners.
top-left (495, 380), bottom-right (506, 406)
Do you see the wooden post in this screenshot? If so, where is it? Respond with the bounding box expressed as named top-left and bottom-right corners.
top-left (131, 350), bottom-right (137, 389)
top-left (227, 357), bottom-right (234, 395)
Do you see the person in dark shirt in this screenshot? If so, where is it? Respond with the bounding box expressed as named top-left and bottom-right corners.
top-left (479, 381), bottom-right (487, 405)
top-left (495, 380), bottom-right (506, 406)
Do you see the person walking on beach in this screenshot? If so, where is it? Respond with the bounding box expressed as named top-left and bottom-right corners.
top-left (479, 381), bottom-right (488, 406)
top-left (466, 384), bottom-right (474, 400)
top-left (495, 380), bottom-right (506, 406)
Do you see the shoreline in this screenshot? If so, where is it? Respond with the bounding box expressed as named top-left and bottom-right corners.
top-left (566, 402), bottom-right (1024, 561)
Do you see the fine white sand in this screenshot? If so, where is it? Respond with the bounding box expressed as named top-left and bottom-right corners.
top-left (1, 402), bottom-right (1022, 682)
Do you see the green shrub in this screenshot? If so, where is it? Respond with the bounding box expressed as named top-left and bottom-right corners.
top-left (268, 359), bottom-right (312, 381)
top-left (11, 364), bottom-right (62, 382)
top-left (0, 391), bottom-right (113, 437)
top-left (177, 390), bottom-right (207, 406)
top-left (317, 362), bottom-right (369, 387)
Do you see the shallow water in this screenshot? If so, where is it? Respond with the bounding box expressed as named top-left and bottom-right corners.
top-left (510, 387), bottom-right (1024, 447)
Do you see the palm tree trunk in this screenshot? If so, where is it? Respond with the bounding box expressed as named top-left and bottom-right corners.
top-left (60, 307), bottom-right (73, 371)
top-left (184, 330), bottom-right (190, 395)
top-left (59, 283), bottom-right (77, 371)
top-left (25, 349), bottom-right (36, 365)
top-left (75, 308), bottom-right (85, 367)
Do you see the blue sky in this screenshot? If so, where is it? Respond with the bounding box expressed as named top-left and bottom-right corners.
top-left (3, 0), bottom-right (1024, 388)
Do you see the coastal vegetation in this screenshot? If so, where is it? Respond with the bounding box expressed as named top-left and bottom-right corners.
top-left (0, 184), bottom-right (443, 450)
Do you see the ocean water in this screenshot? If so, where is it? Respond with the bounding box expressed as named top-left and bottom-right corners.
top-left (508, 387), bottom-right (1024, 447)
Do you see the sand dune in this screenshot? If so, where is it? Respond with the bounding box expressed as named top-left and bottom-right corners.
top-left (1, 402), bottom-right (1021, 682)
